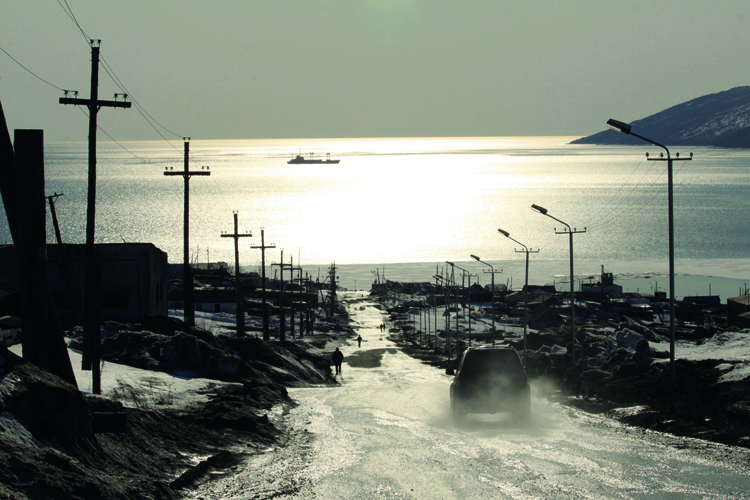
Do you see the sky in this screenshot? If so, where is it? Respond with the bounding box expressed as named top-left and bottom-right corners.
top-left (1, 1), bottom-right (749, 143)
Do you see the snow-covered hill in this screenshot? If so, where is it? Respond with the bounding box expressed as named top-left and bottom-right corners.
top-left (572, 86), bottom-right (750, 148)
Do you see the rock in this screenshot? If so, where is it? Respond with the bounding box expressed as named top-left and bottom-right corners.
top-left (136, 315), bottom-right (214, 343)
top-left (205, 353), bottom-right (243, 378)
top-left (1, 356), bottom-right (100, 459)
top-left (616, 328), bottom-right (644, 350)
top-left (602, 348), bottom-right (633, 370)
top-left (634, 338), bottom-right (651, 358)
top-left (160, 332), bottom-right (203, 372)
top-left (580, 369), bottom-right (611, 396)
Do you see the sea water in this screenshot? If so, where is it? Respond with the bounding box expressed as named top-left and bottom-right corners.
top-left (2, 136), bottom-right (750, 299)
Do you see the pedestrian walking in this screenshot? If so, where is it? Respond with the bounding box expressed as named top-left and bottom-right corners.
top-left (332, 347), bottom-right (344, 375)
top-left (357, 335), bottom-right (362, 348)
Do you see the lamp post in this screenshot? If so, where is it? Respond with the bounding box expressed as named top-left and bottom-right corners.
top-left (498, 229), bottom-right (539, 366)
top-left (606, 119), bottom-right (692, 410)
top-left (531, 205), bottom-right (585, 376)
top-left (470, 255), bottom-right (501, 345)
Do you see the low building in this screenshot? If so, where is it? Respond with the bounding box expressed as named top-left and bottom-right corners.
top-left (0, 243), bottom-right (168, 327)
top-left (727, 295), bottom-right (750, 328)
top-left (581, 266), bottom-right (623, 296)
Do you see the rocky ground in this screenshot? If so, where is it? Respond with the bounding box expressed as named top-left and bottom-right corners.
top-left (0, 311), bottom-right (356, 500)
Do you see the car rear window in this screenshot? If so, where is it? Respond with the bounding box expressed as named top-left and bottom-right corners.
top-left (459, 350), bottom-right (523, 378)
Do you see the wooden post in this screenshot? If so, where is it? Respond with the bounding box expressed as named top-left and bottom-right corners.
top-left (251, 229), bottom-right (275, 341)
top-left (164, 139), bottom-right (210, 327)
top-left (59, 40), bottom-right (131, 394)
top-left (221, 212), bottom-right (251, 337)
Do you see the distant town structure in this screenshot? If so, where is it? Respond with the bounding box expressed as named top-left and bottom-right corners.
top-left (0, 243), bottom-right (168, 327)
top-left (727, 295), bottom-right (750, 328)
top-left (581, 266), bottom-right (623, 296)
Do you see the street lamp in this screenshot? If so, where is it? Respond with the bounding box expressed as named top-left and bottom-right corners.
top-left (606, 118), bottom-right (692, 410)
top-left (531, 204), bottom-right (585, 376)
top-left (499, 229), bottom-right (539, 366)
top-left (470, 255), bottom-right (501, 345)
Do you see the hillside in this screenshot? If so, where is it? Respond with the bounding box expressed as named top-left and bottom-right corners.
top-left (571, 86), bottom-right (750, 148)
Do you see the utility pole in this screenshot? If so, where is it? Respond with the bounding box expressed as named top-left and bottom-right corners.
top-left (327, 262), bottom-right (337, 319)
top-left (251, 229), bottom-right (275, 341)
top-left (46, 192), bottom-right (76, 326)
top-left (288, 257), bottom-right (302, 339)
top-left (272, 250), bottom-right (289, 342)
top-left (45, 192), bottom-right (65, 245)
top-left (59, 40), bottom-right (131, 394)
top-left (647, 151), bottom-right (691, 410)
top-left (221, 212), bottom-right (251, 337)
top-left (164, 138), bottom-right (210, 327)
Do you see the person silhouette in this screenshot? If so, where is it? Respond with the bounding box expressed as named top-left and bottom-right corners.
top-left (332, 347), bottom-right (344, 375)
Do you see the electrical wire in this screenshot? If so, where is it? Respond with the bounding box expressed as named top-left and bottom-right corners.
top-left (56, 0), bottom-right (184, 155)
top-left (56, 0), bottom-right (90, 44)
top-left (73, 107), bottom-right (153, 164)
top-left (99, 56), bottom-right (184, 146)
top-left (0, 45), bottom-right (68, 92)
top-left (579, 153), bottom-right (651, 227)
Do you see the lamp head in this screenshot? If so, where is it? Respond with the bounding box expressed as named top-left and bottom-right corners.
top-left (470, 254), bottom-right (480, 261)
top-left (607, 118), bottom-right (632, 135)
top-left (531, 204), bottom-right (548, 215)
top-left (498, 229), bottom-right (510, 238)
top-left (446, 261), bottom-right (454, 266)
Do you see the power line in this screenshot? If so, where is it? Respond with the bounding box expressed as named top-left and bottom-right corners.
top-left (581, 154), bottom-right (666, 228)
top-left (74, 107), bottom-right (155, 164)
top-left (0, 45), bottom-right (68, 92)
top-left (55, 0), bottom-right (184, 153)
top-left (56, 0), bottom-right (90, 44)
top-left (99, 56), bottom-right (184, 142)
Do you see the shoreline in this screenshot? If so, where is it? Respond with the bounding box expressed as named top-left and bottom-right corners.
top-left (324, 258), bottom-right (750, 300)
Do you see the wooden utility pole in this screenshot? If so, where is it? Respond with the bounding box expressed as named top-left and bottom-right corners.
top-left (272, 250), bottom-right (291, 342)
top-left (59, 40), bottom-right (131, 394)
top-left (164, 138), bottom-right (210, 327)
top-left (327, 262), bottom-right (337, 319)
top-left (221, 212), bottom-right (251, 337)
top-left (251, 229), bottom-right (275, 341)
top-left (288, 256), bottom-right (302, 339)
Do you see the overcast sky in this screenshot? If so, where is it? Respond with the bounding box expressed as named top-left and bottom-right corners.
top-left (1, 1), bottom-right (749, 143)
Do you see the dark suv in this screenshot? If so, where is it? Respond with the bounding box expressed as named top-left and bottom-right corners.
top-left (447, 347), bottom-right (531, 423)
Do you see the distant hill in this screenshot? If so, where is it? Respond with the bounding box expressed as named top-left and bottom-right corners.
top-left (571, 86), bottom-right (750, 148)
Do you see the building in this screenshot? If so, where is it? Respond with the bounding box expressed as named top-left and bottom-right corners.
top-left (0, 243), bottom-right (168, 327)
top-left (581, 266), bottom-right (623, 296)
top-left (727, 295), bottom-right (750, 328)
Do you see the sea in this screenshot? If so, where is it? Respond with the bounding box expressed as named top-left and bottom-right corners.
top-left (3, 136), bottom-right (750, 300)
